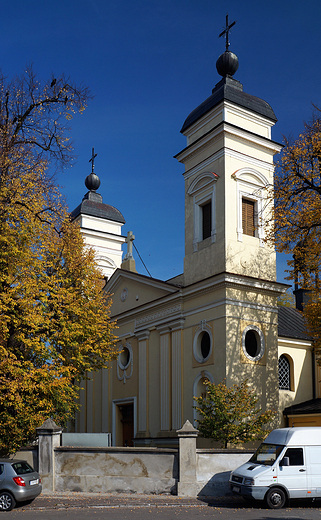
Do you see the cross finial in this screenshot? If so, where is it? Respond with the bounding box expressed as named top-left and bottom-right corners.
top-left (89, 147), bottom-right (97, 173)
top-left (219, 14), bottom-right (236, 51)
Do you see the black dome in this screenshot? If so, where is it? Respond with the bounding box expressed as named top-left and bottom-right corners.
top-left (216, 51), bottom-right (239, 77)
top-left (85, 172), bottom-right (101, 191)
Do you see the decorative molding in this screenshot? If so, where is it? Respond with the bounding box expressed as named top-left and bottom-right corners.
top-left (136, 305), bottom-right (181, 327)
top-left (135, 329), bottom-right (150, 341)
top-left (193, 371), bottom-right (214, 427)
top-left (242, 325), bottom-right (265, 362)
top-left (112, 397), bottom-right (137, 447)
top-left (117, 342), bottom-right (133, 384)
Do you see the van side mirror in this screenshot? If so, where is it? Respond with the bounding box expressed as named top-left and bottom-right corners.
top-left (280, 456), bottom-right (289, 467)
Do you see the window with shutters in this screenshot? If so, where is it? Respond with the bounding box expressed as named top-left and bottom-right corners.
top-left (186, 172), bottom-right (219, 251)
top-left (242, 198), bottom-right (256, 237)
top-left (202, 201), bottom-right (212, 240)
top-left (232, 168), bottom-right (268, 245)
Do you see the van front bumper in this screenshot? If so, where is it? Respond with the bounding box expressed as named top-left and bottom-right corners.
top-left (229, 481), bottom-right (267, 500)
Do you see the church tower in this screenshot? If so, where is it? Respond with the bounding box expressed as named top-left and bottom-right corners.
top-left (71, 149), bottom-right (126, 279)
top-left (175, 18), bottom-right (285, 426)
top-left (175, 18), bottom-right (282, 287)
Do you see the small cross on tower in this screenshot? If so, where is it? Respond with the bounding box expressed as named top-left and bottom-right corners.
top-left (89, 147), bottom-right (97, 173)
top-left (124, 231), bottom-right (135, 260)
top-left (219, 14), bottom-right (236, 51)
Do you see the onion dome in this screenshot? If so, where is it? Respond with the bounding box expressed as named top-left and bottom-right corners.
top-left (216, 50), bottom-right (239, 77)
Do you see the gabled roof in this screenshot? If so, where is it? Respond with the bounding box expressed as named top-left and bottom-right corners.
top-left (278, 306), bottom-right (311, 341)
top-left (181, 76), bottom-right (277, 134)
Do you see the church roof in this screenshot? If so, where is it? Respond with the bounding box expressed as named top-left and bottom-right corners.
top-left (71, 191), bottom-right (125, 224)
top-left (284, 398), bottom-right (321, 416)
top-left (277, 306), bottom-right (311, 341)
top-left (181, 76), bottom-right (277, 133)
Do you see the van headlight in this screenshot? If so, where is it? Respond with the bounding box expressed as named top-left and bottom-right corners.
top-left (244, 478), bottom-right (254, 486)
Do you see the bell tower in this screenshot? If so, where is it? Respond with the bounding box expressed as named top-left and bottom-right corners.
top-left (175, 17), bottom-right (282, 286)
top-left (71, 149), bottom-right (126, 279)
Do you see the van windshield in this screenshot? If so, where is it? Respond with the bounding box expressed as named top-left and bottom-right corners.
top-left (249, 443), bottom-right (284, 466)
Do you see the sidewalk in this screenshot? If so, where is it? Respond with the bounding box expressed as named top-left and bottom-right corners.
top-left (27, 492), bottom-right (244, 510)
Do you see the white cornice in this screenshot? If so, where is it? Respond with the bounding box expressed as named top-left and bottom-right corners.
top-left (177, 122), bottom-right (282, 166)
top-left (183, 99), bottom-right (275, 140)
top-left (106, 269), bottom-right (180, 296)
top-left (278, 338), bottom-right (312, 348)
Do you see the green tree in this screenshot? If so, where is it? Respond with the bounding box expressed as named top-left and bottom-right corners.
top-left (0, 68), bottom-right (118, 456)
top-left (194, 380), bottom-right (275, 448)
top-left (270, 113), bottom-right (321, 352)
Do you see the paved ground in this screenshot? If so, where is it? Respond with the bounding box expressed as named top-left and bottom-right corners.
top-left (23, 492), bottom-right (244, 510)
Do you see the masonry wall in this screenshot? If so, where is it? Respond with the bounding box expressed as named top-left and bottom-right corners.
top-left (54, 447), bottom-right (178, 495)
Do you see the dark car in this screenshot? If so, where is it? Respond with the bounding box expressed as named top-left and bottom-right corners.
top-left (0, 459), bottom-right (42, 511)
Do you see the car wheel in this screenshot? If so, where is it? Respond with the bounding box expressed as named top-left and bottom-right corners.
top-left (265, 487), bottom-right (286, 509)
top-left (0, 491), bottom-right (16, 511)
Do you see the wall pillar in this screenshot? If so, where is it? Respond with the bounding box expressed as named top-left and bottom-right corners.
top-left (36, 418), bottom-right (62, 493)
top-left (170, 319), bottom-right (184, 430)
top-left (177, 420), bottom-right (199, 496)
top-left (136, 330), bottom-right (150, 434)
top-left (157, 325), bottom-right (171, 431)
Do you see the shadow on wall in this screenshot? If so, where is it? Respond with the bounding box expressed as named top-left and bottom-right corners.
top-left (197, 471), bottom-right (232, 496)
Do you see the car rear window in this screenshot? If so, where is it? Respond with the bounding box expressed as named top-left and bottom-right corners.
top-left (12, 461), bottom-right (34, 475)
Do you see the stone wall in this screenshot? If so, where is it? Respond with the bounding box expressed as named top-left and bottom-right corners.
top-left (36, 419), bottom-right (255, 497)
top-left (54, 447), bottom-right (178, 494)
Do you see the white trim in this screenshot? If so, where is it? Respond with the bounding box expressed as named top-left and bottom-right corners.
top-left (232, 167), bottom-right (267, 245)
top-left (242, 325), bottom-right (265, 361)
top-left (193, 320), bottom-right (213, 363)
top-left (112, 396), bottom-right (137, 446)
top-left (193, 371), bottom-right (214, 427)
top-left (188, 172), bottom-right (218, 250)
top-left (117, 342), bottom-right (133, 383)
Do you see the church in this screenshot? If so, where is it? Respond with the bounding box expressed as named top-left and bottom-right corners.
top-left (71, 24), bottom-right (321, 447)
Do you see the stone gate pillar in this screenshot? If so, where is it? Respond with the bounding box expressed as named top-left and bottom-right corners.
top-left (36, 418), bottom-right (62, 492)
top-left (177, 419), bottom-right (199, 496)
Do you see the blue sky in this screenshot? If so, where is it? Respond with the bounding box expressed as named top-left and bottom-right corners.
top-left (2, 0), bottom-right (321, 285)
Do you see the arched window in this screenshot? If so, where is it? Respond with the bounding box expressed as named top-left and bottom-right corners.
top-left (278, 354), bottom-right (291, 390)
top-left (187, 172), bottom-right (219, 251)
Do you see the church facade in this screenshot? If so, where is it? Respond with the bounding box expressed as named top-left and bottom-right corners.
top-left (73, 43), bottom-right (320, 446)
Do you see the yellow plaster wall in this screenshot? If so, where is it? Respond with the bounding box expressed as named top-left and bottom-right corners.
top-left (278, 340), bottom-right (313, 426)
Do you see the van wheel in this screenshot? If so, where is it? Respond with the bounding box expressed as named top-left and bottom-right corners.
top-left (265, 487), bottom-right (286, 509)
top-left (0, 491), bottom-right (16, 511)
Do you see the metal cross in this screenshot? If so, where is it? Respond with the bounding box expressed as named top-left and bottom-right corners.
top-left (219, 14), bottom-right (236, 51)
top-left (89, 147), bottom-right (97, 172)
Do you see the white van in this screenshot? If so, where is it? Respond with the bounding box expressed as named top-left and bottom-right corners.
top-left (229, 427), bottom-right (321, 509)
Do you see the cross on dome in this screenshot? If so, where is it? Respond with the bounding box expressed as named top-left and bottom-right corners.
top-left (89, 147), bottom-right (97, 173)
top-left (219, 14), bottom-right (236, 51)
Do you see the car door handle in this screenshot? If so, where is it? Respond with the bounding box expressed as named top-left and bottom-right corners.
top-left (299, 469), bottom-right (306, 472)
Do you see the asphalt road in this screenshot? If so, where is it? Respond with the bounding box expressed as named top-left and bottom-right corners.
top-left (7, 493), bottom-right (321, 520)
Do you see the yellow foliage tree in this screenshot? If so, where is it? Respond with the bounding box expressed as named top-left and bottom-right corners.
top-left (271, 114), bottom-right (321, 353)
top-left (0, 68), bottom-right (118, 455)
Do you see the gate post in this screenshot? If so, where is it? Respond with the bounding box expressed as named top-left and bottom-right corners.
top-left (36, 418), bottom-right (62, 492)
top-left (177, 420), bottom-right (199, 496)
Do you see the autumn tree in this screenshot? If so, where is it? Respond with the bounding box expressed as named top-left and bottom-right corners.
top-left (194, 380), bottom-right (275, 448)
top-left (271, 114), bottom-right (321, 351)
top-left (0, 68), bottom-right (118, 455)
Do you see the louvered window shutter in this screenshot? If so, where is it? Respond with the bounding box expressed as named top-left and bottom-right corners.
top-left (242, 199), bottom-right (255, 236)
top-left (202, 202), bottom-right (212, 240)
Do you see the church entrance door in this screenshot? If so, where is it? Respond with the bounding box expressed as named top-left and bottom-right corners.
top-left (119, 403), bottom-right (134, 446)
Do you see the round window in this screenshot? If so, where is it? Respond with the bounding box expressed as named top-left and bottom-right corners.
top-left (242, 326), bottom-right (265, 361)
top-left (119, 346), bottom-right (131, 369)
top-left (193, 329), bottom-right (212, 363)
